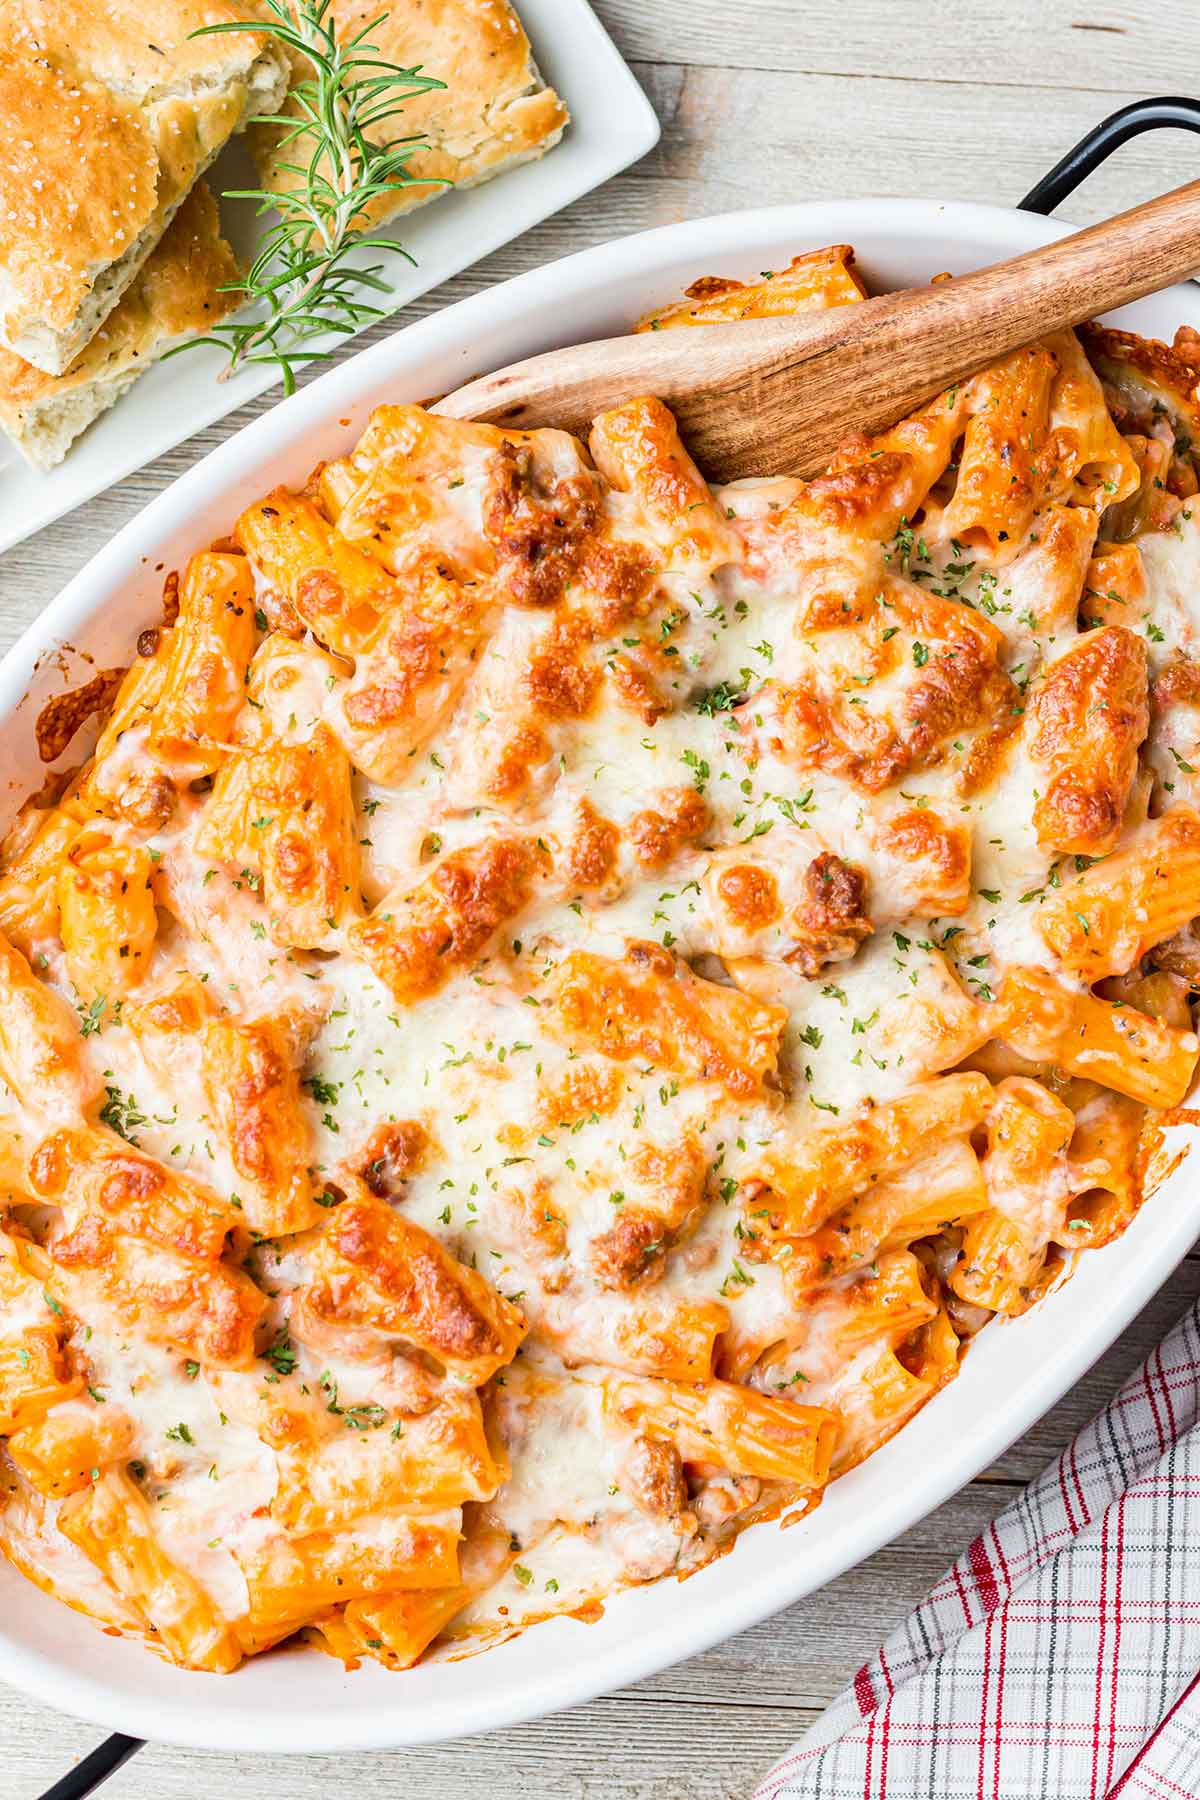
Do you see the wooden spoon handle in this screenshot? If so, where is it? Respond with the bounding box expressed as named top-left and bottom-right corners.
top-left (436, 179), bottom-right (1200, 479)
top-left (846, 176), bottom-right (1200, 398)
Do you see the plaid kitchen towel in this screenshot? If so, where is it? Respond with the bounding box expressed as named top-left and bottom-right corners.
top-left (753, 1301), bottom-right (1200, 1800)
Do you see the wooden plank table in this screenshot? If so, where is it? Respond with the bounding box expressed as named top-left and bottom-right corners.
top-left (4, 2), bottom-right (1200, 1792)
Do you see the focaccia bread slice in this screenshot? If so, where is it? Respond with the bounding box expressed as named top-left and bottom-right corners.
top-left (249, 0), bottom-right (568, 227)
top-left (0, 182), bottom-right (241, 471)
top-left (0, 0), bottom-right (286, 376)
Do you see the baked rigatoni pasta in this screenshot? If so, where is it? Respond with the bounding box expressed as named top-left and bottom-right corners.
top-left (4, 244), bottom-right (1200, 1678)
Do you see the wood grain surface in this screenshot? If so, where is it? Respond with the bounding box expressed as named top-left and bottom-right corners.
top-left (4, 3), bottom-right (1200, 1794)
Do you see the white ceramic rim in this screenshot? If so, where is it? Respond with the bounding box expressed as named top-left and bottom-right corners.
top-left (1, 198), bottom-right (1198, 1754)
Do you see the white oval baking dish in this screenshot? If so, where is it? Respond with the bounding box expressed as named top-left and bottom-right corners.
top-left (1, 198), bottom-right (1197, 1754)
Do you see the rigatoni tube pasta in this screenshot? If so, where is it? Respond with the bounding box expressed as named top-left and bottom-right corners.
top-left (2, 243), bottom-right (1200, 1675)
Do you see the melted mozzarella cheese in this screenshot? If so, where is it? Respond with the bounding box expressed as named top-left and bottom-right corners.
top-left (6, 356), bottom-right (1198, 1673)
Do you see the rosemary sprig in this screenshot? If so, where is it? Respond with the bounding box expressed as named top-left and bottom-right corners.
top-left (176, 0), bottom-right (446, 393)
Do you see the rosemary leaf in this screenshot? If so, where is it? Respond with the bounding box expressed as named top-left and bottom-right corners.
top-left (172, 0), bottom-right (446, 393)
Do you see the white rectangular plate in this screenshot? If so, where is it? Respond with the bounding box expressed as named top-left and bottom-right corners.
top-left (0, 0), bottom-right (657, 554)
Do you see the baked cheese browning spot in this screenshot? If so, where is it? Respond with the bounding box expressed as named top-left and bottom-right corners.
top-left (482, 440), bottom-right (606, 609)
top-left (874, 808), bottom-right (972, 917)
top-left (489, 1178), bottom-right (569, 1290)
top-left (28, 1126), bottom-right (235, 1264)
top-left (530, 1060), bottom-right (625, 1134)
top-left (340, 561), bottom-right (490, 766)
top-left (765, 654), bottom-right (992, 794)
top-left (589, 1136), bottom-right (709, 1293)
top-left (34, 669), bottom-right (126, 765)
top-left (716, 863), bottom-right (783, 930)
top-left (349, 835), bottom-right (537, 1005)
top-left (319, 406), bottom-right (537, 580)
top-left (608, 1297), bottom-right (730, 1385)
top-left (559, 797), bottom-right (622, 892)
top-left (703, 845), bottom-right (875, 967)
top-left (575, 534), bottom-right (660, 628)
top-left (546, 942), bottom-right (787, 1100)
top-left (439, 606), bottom-right (615, 812)
top-left (607, 653), bottom-right (671, 724)
top-left (782, 387), bottom-right (970, 546)
top-left (893, 630), bottom-right (1016, 776)
top-left (629, 787), bottom-right (710, 870)
top-left (298, 1198), bottom-right (526, 1385)
top-left (519, 612), bottom-right (602, 725)
top-left (807, 453), bottom-right (922, 541)
top-left (49, 1213), bottom-right (267, 1371)
top-left (1150, 652), bottom-right (1200, 713)
top-left (788, 852), bottom-right (873, 974)
top-left (345, 1119), bottom-right (431, 1201)
top-left (1029, 626), bottom-right (1150, 855)
top-left (122, 972), bottom-right (214, 1041)
top-left (761, 574), bottom-right (1016, 795)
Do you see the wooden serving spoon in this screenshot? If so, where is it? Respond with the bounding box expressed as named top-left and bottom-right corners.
top-left (434, 180), bottom-right (1200, 481)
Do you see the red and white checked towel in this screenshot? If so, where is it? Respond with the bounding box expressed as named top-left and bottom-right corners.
top-left (753, 1301), bottom-right (1200, 1800)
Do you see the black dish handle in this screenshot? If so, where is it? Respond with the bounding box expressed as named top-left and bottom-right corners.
top-left (1019, 95), bottom-right (1200, 213)
top-left (27, 87), bottom-right (1200, 1800)
top-left (33, 1732), bottom-right (142, 1800)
